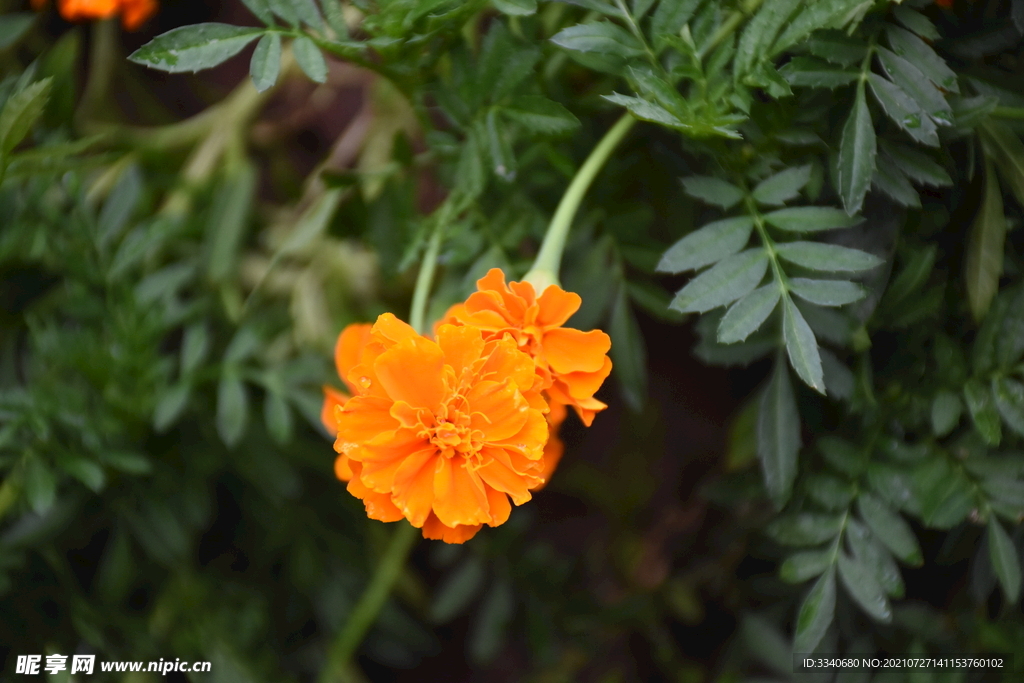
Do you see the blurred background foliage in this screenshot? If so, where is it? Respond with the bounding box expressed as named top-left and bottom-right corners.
top-left (3, 0), bottom-right (1024, 681)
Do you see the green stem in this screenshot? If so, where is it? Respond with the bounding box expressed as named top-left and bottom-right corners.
top-left (992, 106), bottom-right (1024, 121)
top-left (76, 19), bottom-right (119, 127)
top-left (318, 523), bottom-right (419, 683)
top-left (409, 220), bottom-right (445, 335)
top-left (701, 0), bottom-right (764, 58)
top-left (524, 113), bottom-right (636, 290)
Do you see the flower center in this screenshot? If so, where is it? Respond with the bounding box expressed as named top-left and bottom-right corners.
top-left (429, 395), bottom-right (483, 457)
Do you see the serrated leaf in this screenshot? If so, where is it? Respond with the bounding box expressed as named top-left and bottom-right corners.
top-left (965, 157), bottom-right (1006, 322)
top-left (484, 110), bottom-right (516, 182)
top-left (752, 165), bottom-right (811, 206)
top-left (993, 377), bottom-right (1024, 438)
top-left (735, 0), bottom-right (802, 77)
top-left (128, 24), bottom-right (265, 73)
top-left (681, 176), bottom-right (744, 209)
top-left (293, 36), bottom-right (328, 83)
top-left (718, 285), bottom-right (781, 344)
top-left (838, 549), bottom-right (892, 622)
top-left (804, 31), bottom-right (867, 67)
top-left (657, 217), bottom-right (754, 273)
top-left (240, 0), bottom-right (274, 24)
top-left (930, 390), bottom-right (962, 437)
top-left (758, 360), bottom-right (801, 507)
top-left (857, 493), bottom-right (923, 566)
top-left (885, 25), bottom-right (958, 94)
top-left (873, 155), bottom-right (921, 208)
top-left (493, 0), bottom-right (537, 15)
top-left (965, 378), bottom-right (1002, 446)
top-left (783, 295), bottom-right (824, 393)
top-left (846, 519), bottom-right (903, 598)
top-left (0, 78), bottom-right (51, 158)
top-left (876, 47), bottom-right (952, 126)
top-left (793, 566), bottom-right (836, 654)
top-left (988, 518), bottom-right (1021, 602)
top-left (763, 207), bottom-right (862, 233)
top-left (779, 56), bottom-right (858, 89)
top-left (838, 83), bottom-right (876, 215)
top-left (249, 33), bottom-right (282, 92)
top-left (880, 140), bottom-right (951, 187)
top-left (773, 0), bottom-right (872, 56)
top-left (603, 93), bottom-right (688, 130)
top-left (550, 21), bottom-right (644, 57)
top-left (670, 248), bottom-right (769, 313)
top-left (788, 278), bottom-right (865, 307)
top-left (502, 96), bottom-right (580, 135)
top-left (893, 5), bottom-right (939, 41)
top-left (867, 73), bottom-right (938, 148)
top-left (651, 0), bottom-right (700, 42)
top-left (781, 550), bottom-right (834, 584)
top-left (217, 375), bottom-right (249, 448)
top-left (775, 241), bottom-right (882, 273)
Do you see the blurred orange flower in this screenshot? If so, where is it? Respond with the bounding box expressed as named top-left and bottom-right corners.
top-left (322, 314), bottom-right (550, 543)
top-left (441, 268), bottom-right (612, 427)
top-left (32, 0), bottom-right (157, 30)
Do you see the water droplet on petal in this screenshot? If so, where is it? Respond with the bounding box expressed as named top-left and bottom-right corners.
top-left (358, 376), bottom-right (371, 388)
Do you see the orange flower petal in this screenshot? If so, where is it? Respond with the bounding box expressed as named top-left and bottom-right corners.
top-left (477, 448), bottom-right (534, 506)
top-left (536, 286), bottom-right (582, 327)
top-left (485, 487), bottom-right (512, 526)
top-left (119, 0), bottom-right (156, 30)
top-left (422, 513), bottom-right (482, 543)
top-left (374, 336), bottom-right (446, 412)
top-left (335, 323), bottom-right (373, 386)
top-left (493, 407), bottom-right (548, 461)
top-left (372, 312), bottom-right (420, 345)
top-left (436, 324), bottom-right (485, 379)
top-left (433, 455), bottom-right (489, 527)
top-left (542, 327), bottom-right (611, 374)
top-left (391, 448), bottom-right (437, 527)
top-left (467, 380), bottom-right (530, 442)
top-left (321, 386), bottom-right (349, 435)
top-left (560, 356), bottom-right (614, 401)
top-left (346, 462), bottom-right (405, 522)
top-left (334, 454), bottom-right (354, 482)
top-left (479, 336), bottom-right (536, 391)
top-left (334, 395), bottom-right (399, 446)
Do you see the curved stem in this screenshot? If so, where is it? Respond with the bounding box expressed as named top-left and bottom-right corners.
top-left (524, 113), bottom-right (635, 290)
top-left (318, 523), bottom-right (419, 683)
top-left (409, 210), bottom-right (448, 334)
top-left (76, 19), bottom-right (119, 127)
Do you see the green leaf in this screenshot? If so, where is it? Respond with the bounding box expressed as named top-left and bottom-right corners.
top-left (837, 82), bottom-right (876, 215)
top-left (718, 285), bottom-right (780, 344)
top-left (993, 377), bottom-right (1024, 438)
top-left (758, 361), bottom-right (801, 507)
top-left (735, 0), bottom-right (802, 77)
top-left (873, 155), bottom-right (920, 208)
top-left (0, 77), bottom-right (51, 158)
top-left (669, 248), bottom-right (769, 314)
top-left (965, 157), bottom-right (1006, 322)
top-left (793, 566), bottom-right (836, 654)
top-left (880, 140), bottom-right (951, 187)
top-left (180, 324), bottom-right (210, 376)
top-left (609, 281), bottom-right (648, 412)
top-left (875, 47), bottom-right (952, 126)
top-left (867, 73), bottom-right (938, 148)
top-left (885, 26), bottom-right (958, 94)
top-left (913, 458), bottom-right (972, 528)
top-left (752, 165), bottom-right (811, 206)
top-left (838, 549), bottom-right (892, 622)
top-left (650, 0), bottom-right (701, 42)
top-left (24, 456), bottom-right (56, 513)
top-left (846, 519), bottom-right (903, 598)
top-left (98, 164), bottom-right (143, 249)
top-left (266, 0), bottom-right (298, 25)
top-left (782, 295), bottom-right (824, 393)
top-left (61, 458), bottom-right (106, 493)
top-left (264, 391), bottom-right (293, 445)
top-left (484, 110), bottom-right (516, 182)
top-left (893, 5), bottom-right (940, 41)
top-left (980, 121), bottom-right (1024, 209)
top-left (763, 207), bottom-right (862, 233)
top-left (657, 217), bottom-right (754, 273)
top-left (988, 518), bottom-right (1021, 603)
top-left (996, 286), bottom-right (1024, 368)
top-left (779, 56), bottom-right (858, 89)
top-left (240, 0), bottom-right (274, 24)
top-left (603, 93), bottom-right (689, 131)
top-left (772, 0), bottom-right (872, 56)
top-left (502, 96), bottom-right (579, 135)
top-left (0, 14), bottom-right (35, 51)
top-left (469, 576), bottom-right (515, 665)
top-left (766, 513), bottom-right (842, 546)
top-left (788, 278), bottom-right (865, 307)
top-left (930, 390), bottom-right (962, 437)
top-left (857, 493), bottom-right (923, 566)
top-left (293, 36), bottom-right (328, 83)
top-left (804, 30), bottom-right (867, 67)
top-left (775, 241), bottom-right (882, 273)
top-left (289, 0), bottom-right (325, 27)
top-left (249, 33), bottom-right (282, 92)
top-left (806, 473), bottom-right (856, 510)
top-left (217, 374), bottom-right (249, 448)
top-left (965, 379), bottom-right (1002, 446)
top-left (781, 549), bottom-right (833, 584)
top-left (430, 556), bottom-right (485, 622)
top-left (819, 436), bottom-right (863, 477)
top-left (205, 163), bottom-right (256, 283)
top-left (128, 24), bottom-right (264, 73)
top-left (550, 21), bottom-right (644, 58)
top-left (681, 176), bottom-right (744, 209)
top-left (153, 383), bottom-right (190, 433)
top-left (494, 0), bottom-right (537, 14)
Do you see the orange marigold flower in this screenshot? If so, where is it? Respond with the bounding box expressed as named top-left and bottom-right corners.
top-left (32, 0), bottom-right (156, 31)
top-left (323, 313), bottom-right (550, 543)
top-left (440, 268), bottom-right (612, 427)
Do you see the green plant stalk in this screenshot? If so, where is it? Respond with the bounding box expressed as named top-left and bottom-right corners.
top-left (76, 19), bottom-right (118, 128)
top-left (524, 113), bottom-right (635, 290)
top-left (318, 522), bottom-right (419, 683)
top-left (409, 223), bottom-right (444, 334)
